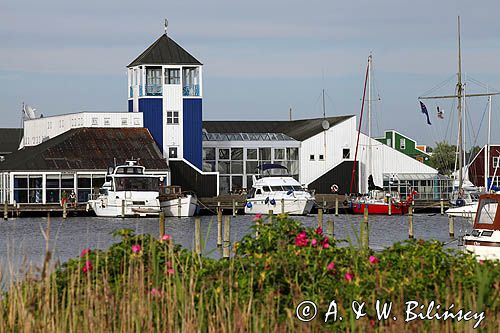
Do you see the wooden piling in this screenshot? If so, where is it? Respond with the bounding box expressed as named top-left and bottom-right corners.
top-left (3, 201), bottom-right (7, 220)
top-left (281, 198), bottom-right (285, 214)
top-left (327, 218), bottom-right (334, 238)
top-left (448, 215), bottom-right (455, 237)
top-left (232, 199), bottom-right (236, 217)
top-left (62, 202), bottom-right (67, 220)
top-left (223, 216), bottom-right (231, 258)
top-left (388, 195), bottom-right (392, 216)
top-left (335, 197), bottom-right (339, 216)
top-left (440, 198), bottom-right (444, 215)
top-left (408, 205), bottom-right (414, 239)
top-left (121, 199), bottom-right (125, 219)
top-left (159, 211), bottom-right (165, 238)
top-left (361, 206), bottom-right (369, 249)
top-left (177, 197), bottom-right (182, 218)
top-left (268, 209), bottom-right (273, 224)
top-left (195, 217), bottom-right (201, 255)
top-left (217, 206), bottom-right (223, 247)
top-left (317, 206), bottom-right (323, 229)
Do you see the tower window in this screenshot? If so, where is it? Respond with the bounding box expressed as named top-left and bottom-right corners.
top-left (319, 154), bottom-right (324, 161)
top-left (166, 111), bottom-right (179, 124)
top-left (169, 147), bottom-right (178, 158)
top-left (165, 68), bottom-right (180, 85)
top-left (343, 148), bottom-right (350, 159)
top-left (494, 156), bottom-right (500, 168)
top-left (400, 138), bottom-right (406, 150)
top-left (146, 67), bottom-right (162, 96)
top-left (309, 154), bottom-right (315, 161)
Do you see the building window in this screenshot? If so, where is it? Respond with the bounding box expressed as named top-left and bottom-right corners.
top-left (246, 148), bottom-right (258, 160)
top-left (121, 118), bottom-right (128, 126)
top-left (387, 138), bottom-right (392, 147)
top-left (133, 118), bottom-right (140, 125)
top-left (343, 148), bottom-right (350, 159)
top-left (166, 111), bottom-right (179, 124)
top-left (146, 67), bottom-right (162, 96)
top-left (400, 138), bottom-right (406, 150)
top-left (169, 147), bottom-right (178, 158)
top-left (218, 148), bottom-right (230, 160)
top-left (493, 156), bottom-right (500, 168)
top-left (319, 154), bottom-right (324, 161)
top-left (310, 154), bottom-right (315, 161)
top-left (274, 148), bottom-right (285, 160)
top-left (104, 118), bottom-right (111, 126)
top-left (165, 68), bottom-right (180, 84)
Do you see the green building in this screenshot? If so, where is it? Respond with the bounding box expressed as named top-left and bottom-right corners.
top-left (376, 130), bottom-right (432, 166)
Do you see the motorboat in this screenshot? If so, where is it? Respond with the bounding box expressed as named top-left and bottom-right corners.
top-left (461, 193), bottom-right (500, 260)
top-left (158, 185), bottom-right (198, 217)
top-left (245, 164), bottom-right (314, 215)
top-left (87, 160), bottom-right (163, 217)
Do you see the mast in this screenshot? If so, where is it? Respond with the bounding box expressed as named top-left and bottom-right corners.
top-left (457, 16), bottom-right (464, 190)
top-left (487, 93), bottom-right (492, 189)
top-left (368, 54), bottom-right (372, 187)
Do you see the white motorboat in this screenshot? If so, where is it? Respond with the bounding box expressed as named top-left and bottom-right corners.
top-left (158, 185), bottom-right (198, 217)
top-left (461, 193), bottom-right (500, 260)
top-left (87, 160), bottom-right (163, 217)
top-left (245, 164), bottom-right (314, 215)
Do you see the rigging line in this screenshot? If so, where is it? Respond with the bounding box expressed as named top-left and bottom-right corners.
top-left (419, 74), bottom-right (457, 97)
top-left (324, 91), bottom-right (337, 114)
top-left (468, 76), bottom-right (500, 92)
top-left (465, 101), bottom-right (488, 167)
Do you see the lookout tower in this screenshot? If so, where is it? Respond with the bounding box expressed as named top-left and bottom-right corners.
top-left (127, 23), bottom-right (203, 168)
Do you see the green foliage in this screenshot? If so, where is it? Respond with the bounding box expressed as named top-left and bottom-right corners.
top-left (429, 141), bottom-right (457, 175)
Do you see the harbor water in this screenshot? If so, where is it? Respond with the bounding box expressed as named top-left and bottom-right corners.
top-left (0, 213), bottom-right (471, 283)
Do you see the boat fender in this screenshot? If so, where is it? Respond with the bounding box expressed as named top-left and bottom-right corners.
top-left (456, 198), bottom-right (465, 207)
top-left (330, 184), bottom-right (339, 193)
top-left (270, 198), bottom-right (276, 206)
top-left (343, 200), bottom-right (348, 206)
top-left (246, 202), bottom-right (253, 208)
top-left (265, 197), bottom-right (269, 204)
top-left (286, 190), bottom-right (293, 195)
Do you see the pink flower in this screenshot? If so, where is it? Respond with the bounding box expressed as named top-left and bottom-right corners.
top-left (151, 288), bottom-right (162, 297)
top-left (344, 272), bottom-right (354, 281)
top-left (311, 239), bottom-right (318, 247)
top-left (166, 268), bottom-right (175, 275)
top-left (165, 261), bottom-right (173, 269)
top-left (82, 260), bottom-right (93, 273)
top-left (370, 319), bottom-right (376, 327)
top-left (479, 260), bottom-right (484, 265)
top-left (322, 242), bottom-right (330, 249)
top-left (369, 255), bottom-right (379, 265)
top-left (253, 213), bottom-right (263, 221)
top-left (321, 237), bottom-right (329, 249)
top-left (80, 248), bottom-right (91, 257)
top-left (161, 234), bottom-right (172, 242)
top-left (294, 231), bottom-right (308, 247)
top-left (315, 227), bottom-right (323, 235)
top-left (131, 244), bottom-right (141, 253)
top-left (327, 262), bottom-right (335, 271)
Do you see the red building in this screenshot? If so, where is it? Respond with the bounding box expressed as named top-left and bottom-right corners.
top-left (468, 144), bottom-right (500, 189)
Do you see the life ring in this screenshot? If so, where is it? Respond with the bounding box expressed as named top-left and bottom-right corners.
top-left (246, 202), bottom-right (253, 208)
top-left (330, 184), bottom-right (339, 193)
top-left (270, 198), bottom-right (276, 206)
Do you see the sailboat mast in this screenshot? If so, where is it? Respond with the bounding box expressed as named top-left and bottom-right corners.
top-left (457, 16), bottom-right (464, 190)
top-left (487, 93), bottom-right (492, 189)
top-left (368, 54), bottom-right (372, 185)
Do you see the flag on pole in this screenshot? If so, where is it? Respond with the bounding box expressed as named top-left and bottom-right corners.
top-left (437, 106), bottom-right (444, 119)
top-left (419, 101), bottom-right (431, 125)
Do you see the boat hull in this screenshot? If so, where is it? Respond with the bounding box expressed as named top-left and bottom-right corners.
top-left (244, 198), bottom-right (314, 215)
top-left (88, 199), bottom-right (161, 217)
top-left (464, 230), bottom-right (500, 260)
top-left (350, 202), bottom-right (408, 215)
top-left (160, 195), bottom-right (198, 217)
top-left (446, 203), bottom-right (477, 223)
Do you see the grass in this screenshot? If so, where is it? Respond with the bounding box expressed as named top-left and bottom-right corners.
top-left (0, 214), bottom-right (499, 332)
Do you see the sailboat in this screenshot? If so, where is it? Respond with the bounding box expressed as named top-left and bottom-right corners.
top-left (419, 17), bottom-right (500, 223)
top-left (347, 55), bottom-right (415, 215)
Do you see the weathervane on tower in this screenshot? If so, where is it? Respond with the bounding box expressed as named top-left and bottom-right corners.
top-left (164, 18), bottom-right (168, 35)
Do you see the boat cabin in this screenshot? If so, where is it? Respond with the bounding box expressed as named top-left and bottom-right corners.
top-left (472, 194), bottom-right (500, 230)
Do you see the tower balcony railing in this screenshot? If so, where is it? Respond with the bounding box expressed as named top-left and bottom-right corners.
top-left (183, 84), bottom-right (200, 97)
top-left (146, 84), bottom-right (163, 96)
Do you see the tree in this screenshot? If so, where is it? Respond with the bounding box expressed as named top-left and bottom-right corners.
top-left (429, 142), bottom-right (456, 175)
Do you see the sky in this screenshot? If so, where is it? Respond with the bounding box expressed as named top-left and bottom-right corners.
top-left (1, 0), bottom-right (500, 148)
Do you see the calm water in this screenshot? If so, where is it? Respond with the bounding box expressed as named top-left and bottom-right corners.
top-left (0, 213), bottom-right (472, 281)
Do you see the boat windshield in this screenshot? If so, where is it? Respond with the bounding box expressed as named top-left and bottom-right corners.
top-left (292, 185), bottom-right (304, 191)
top-left (282, 185), bottom-right (294, 191)
top-left (115, 177), bottom-right (159, 192)
top-left (476, 199), bottom-right (498, 225)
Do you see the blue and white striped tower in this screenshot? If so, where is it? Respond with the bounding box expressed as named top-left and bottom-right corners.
top-left (127, 25), bottom-right (203, 169)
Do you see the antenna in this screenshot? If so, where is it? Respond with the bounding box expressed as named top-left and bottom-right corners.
top-left (164, 19), bottom-right (169, 35)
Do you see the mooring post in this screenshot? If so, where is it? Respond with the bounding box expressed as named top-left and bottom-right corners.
top-left (448, 215), bottom-right (455, 237)
top-left (335, 197), bottom-right (339, 216)
top-left (177, 197), bottom-right (181, 218)
top-left (317, 205), bottom-right (323, 229)
top-left (231, 199), bottom-right (235, 217)
top-left (217, 204), bottom-right (223, 247)
top-left (281, 198), bottom-right (285, 214)
top-left (62, 202), bottom-right (67, 220)
top-left (327, 218), bottom-right (334, 238)
top-left (121, 199), bottom-right (125, 219)
top-left (223, 215), bottom-right (231, 258)
top-left (3, 201), bottom-right (7, 220)
top-left (440, 198), bottom-right (444, 215)
top-left (268, 209), bottom-right (273, 224)
top-left (195, 217), bottom-right (201, 255)
top-left (361, 206), bottom-right (369, 249)
top-left (388, 195), bottom-right (392, 216)
top-left (159, 211), bottom-right (165, 238)
top-left (408, 205), bottom-right (414, 239)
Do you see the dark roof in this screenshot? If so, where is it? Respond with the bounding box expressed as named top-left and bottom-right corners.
top-left (128, 34), bottom-right (202, 67)
top-left (202, 116), bottom-right (354, 141)
top-left (0, 128), bottom-right (168, 171)
top-left (0, 128), bottom-right (23, 154)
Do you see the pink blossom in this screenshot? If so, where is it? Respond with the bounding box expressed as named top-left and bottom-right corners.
top-left (344, 272), bottom-right (354, 281)
top-left (315, 227), bottom-right (323, 235)
top-left (294, 231), bottom-right (308, 247)
top-left (370, 319), bottom-right (376, 327)
top-left (311, 239), bottom-right (318, 247)
top-left (131, 244), bottom-right (141, 253)
top-left (151, 288), bottom-right (162, 297)
top-left (369, 255), bottom-right (379, 265)
top-left (321, 237), bottom-right (329, 249)
top-left (165, 261), bottom-right (173, 269)
top-left (161, 234), bottom-right (172, 242)
top-left (253, 213), bottom-right (263, 221)
top-left (327, 262), bottom-right (335, 271)
top-left (322, 242), bottom-right (330, 249)
top-left (479, 260), bottom-right (484, 265)
top-left (80, 248), bottom-right (91, 257)
top-left (82, 260), bottom-right (93, 273)
top-left (166, 268), bottom-right (175, 275)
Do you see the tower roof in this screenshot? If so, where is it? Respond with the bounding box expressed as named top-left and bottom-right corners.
top-left (128, 34), bottom-right (202, 67)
